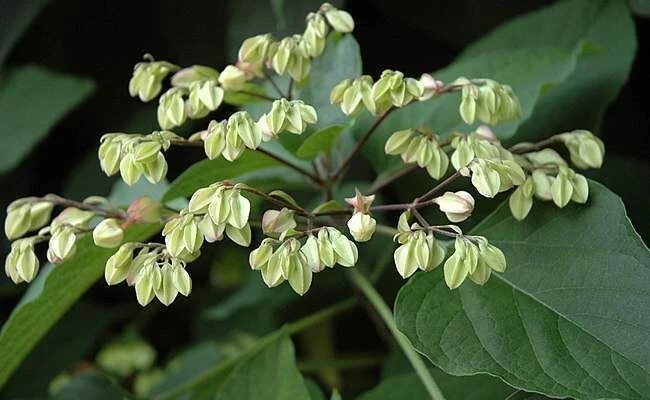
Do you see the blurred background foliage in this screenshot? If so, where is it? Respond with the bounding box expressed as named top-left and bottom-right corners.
top-left (0, 0), bottom-right (648, 398)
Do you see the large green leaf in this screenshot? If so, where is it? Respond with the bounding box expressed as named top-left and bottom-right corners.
top-left (459, 0), bottom-right (636, 142)
top-left (214, 334), bottom-right (311, 400)
top-left (296, 125), bottom-right (345, 160)
top-left (0, 0), bottom-right (50, 67)
top-left (0, 223), bottom-right (159, 389)
top-left (162, 150), bottom-right (283, 202)
top-left (53, 372), bottom-right (135, 400)
top-left (395, 182), bottom-right (650, 399)
top-left (0, 65), bottom-right (95, 173)
top-left (360, 46), bottom-right (581, 175)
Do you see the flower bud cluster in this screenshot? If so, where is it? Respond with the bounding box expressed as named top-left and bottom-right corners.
top-left (444, 236), bottom-right (506, 289)
top-left (5, 239), bottom-right (39, 284)
top-left (392, 214), bottom-right (446, 279)
top-left (450, 130), bottom-right (525, 198)
top-left (187, 183), bottom-right (253, 247)
top-left (455, 77), bottom-right (521, 125)
top-left (4, 199), bottom-right (54, 240)
top-left (99, 131), bottom-right (178, 185)
top-left (258, 99), bottom-right (318, 141)
top-left (384, 128), bottom-right (450, 179)
top-left (203, 111), bottom-right (263, 162)
top-left (345, 190), bottom-right (376, 242)
top-left (250, 227), bottom-right (358, 295)
top-left (104, 243), bottom-right (192, 306)
top-left (556, 130), bottom-right (605, 169)
top-left (271, 35), bottom-right (312, 81)
top-left (331, 70), bottom-right (425, 116)
top-left (129, 55), bottom-right (179, 102)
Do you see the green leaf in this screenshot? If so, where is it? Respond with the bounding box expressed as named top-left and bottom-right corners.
top-left (224, 82), bottom-right (270, 106)
top-left (0, 65), bottom-right (95, 173)
top-left (0, 0), bottom-right (50, 66)
top-left (162, 150), bottom-right (283, 202)
top-left (459, 0), bottom-right (636, 142)
top-left (0, 223), bottom-right (160, 389)
top-left (296, 125), bottom-right (345, 159)
top-left (214, 334), bottom-right (311, 400)
top-left (312, 200), bottom-right (346, 214)
top-left (53, 372), bottom-right (135, 400)
top-left (395, 181), bottom-right (650, 399)
top-left (361, 46), bottom-right (581, 174)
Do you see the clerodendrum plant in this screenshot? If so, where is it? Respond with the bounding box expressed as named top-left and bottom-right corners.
top-left (4, 4), bottom-right (605, 307)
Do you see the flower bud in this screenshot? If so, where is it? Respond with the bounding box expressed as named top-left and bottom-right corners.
top-left (261, 249), bottom-right (285, 287)
top-left (347, 212), bottom-right (376, 242)
top-left (419, 74), bottom-right (444, 100)
top-left (198, 214), bottom-right (225, 243)
top-left (6, 239), bottom-right (40, 283)
top-left (239, 34), bottom-right (273, 65)
top-left (129, 56), bottom-right (179, 102)
top-left (288, 51), bottom-right (312, 82)
top-left (551, 166), bottom-right (574, 208)
top-left (443, 237), bottom-right (478, 289)
top-left (532, 170), bottom-right (554, 201)
top-left (195, 80), bottom-right (224, 111)
top-left (570, 173), bottom-right (589, 204)
top-left (250, 239), bottom-right (274, 270)
top-left (204, 120), bottom-right (227, 160)
top-left (51, 207), bottom-right (95, 229)
top-left (317, 229), bottom-right (336, 268)
top-left (119, 153), bottom-right (143, 186)
top-left (450, 139), bottom-right (475, 170)
top-left (5, 203), bottom-right (32, 240)
top-left (459, 84), bottom-right (478, 124)
top-left (227, 190), bottom-right (251, 229)
top-left (394, 238), bottom-right (418, 278)
top-left (478, 239), bottom-right (506, 273)
top-left (49, 226), bottom-right (77, 263)
top-left (127, 196), bottom-right (162, 223)
top-left (171, 65), bottom-right (219, 88)
top-left (423, 233), bottom-right (445, 272)
top-left (154, 262), bottom-right (179, 306)
top-left (93, 218), bottom-right (124, 248)
top-left (163, 214), bottom-right (204, 257)
top-left (170, 259), bottom-right (192, 297)
top-left (433, 191), bottom-right (475, 223)
top-left (271, 37), bottom-right (295, 76)
top-left (229, 111), bottom-right (263, 150)
top-left (330, 79), bottom-right (352, 104)
top-left (558, 130), bottom-right (605, 169)
top-left (470, 160), bottom-right (501, 198)
top-left (135, 263), bottom-right (161, 306)
top-left (225, 223), bottom-right (252, 247)
top-left (157, 88), bottom-right (186, 130)
top-left (301, 235), bottom-right (322, 272)
top-left (300, 20), bottom-right (327, 57)
top-left (525, 148), bottom-right (566, 167)
top-left (285, 252), bottom-right (312, 295)
top-left (105, 243), bottom-right (135, 285)
top-left (28, 201), bottom-right (54, 231)
top-left (324, 8), bottom-right (354, 33)
top-left (509, 177), bottom-right (534, 221)
top-left (99, 139), bottom-right (122, 176)
top-left (133, 142), bottom-right (162, 164)
top-left (140, 153), bottom-right (168, 184)
top-left (326, 228), bottom-right (358, 267)
top-left (218, 65), bottom-right (247, 91)
top-left (425, 147), bottom-right (450, 179)
top-left (385, 129), bottom-right (415, 155)
top-left (262, 208), bottom-right (296, 236)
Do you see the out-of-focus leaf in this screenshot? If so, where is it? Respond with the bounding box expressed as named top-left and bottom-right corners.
top-left (109, 178), bottom-right (187, 209)
top-left (0, 223), bottom-right (160, 389)
top-left (0, 0), bottom-right (50, 66)
top-left (0, 65), bottom-right (94, 173)
top-left (53, 372), bottom-right (135, 400)
top-left (224, 83), bottom-right (271, 106)
top-left (459, 0), bottom-right (636, 142)
top-left (162, 150), bottom-right (283, 202)
top-left (296, 125), bottom-right (345, 160)
top-left (395, 182), bottom-right (650, 399)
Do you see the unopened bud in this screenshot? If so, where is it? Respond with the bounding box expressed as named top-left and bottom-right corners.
top-left (5, 203), bottom-right (31, 240)
top-left (49, 226), bottom-right (77, 263)
top-left (127, 196), bottom-right (162, 223)
top-left (347, 212), bottom-right (376, 242)
top-left (93, 218), bottom-right (124, 248)
top-left (105, 243), bottom-right (135, 285)
top-left (324, 8), bottom-right (354, 33)
top-left (433, 191), bottom-right (475, 223)
top-left (262, 208), bottom-right (296, 236)
top-left (218, 65), bottom-right (247, 91)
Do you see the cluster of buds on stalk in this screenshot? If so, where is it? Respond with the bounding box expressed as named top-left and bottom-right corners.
top-left (104, 243), bottom-right (192, 306)
top-left (129, 55), bottom-right (179, 102)
top-left (330, 70), bottom-right (425, 116)
top-left (345, 190), bottom-right (376, 242)
top-left (258, 99), bottom-right (318, 141)
top-left (456, 77), bottom-right (521, 125)
top-left (392, 212), bottom-right (446, 279)
top-left (203, 111), bottom-right (263, 162)
top-left (385, 128), bottom-right (450, 179)
top-left (99, 131), bottom-right (179, 185)
top-left (250, 226), bottom-right (358, 295)
top-left (444, 235), bottom-right (506, 288)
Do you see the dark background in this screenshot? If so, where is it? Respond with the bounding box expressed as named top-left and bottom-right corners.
top-left (0, 0), bottom-right (648, 397)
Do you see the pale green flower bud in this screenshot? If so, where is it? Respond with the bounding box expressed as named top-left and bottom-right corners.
top-left (171, 65), bottom-right (219, 88)
top-left (157, 88), bottom-right (186, 130)
top-left (558, 130), bottom-right (605, 169)
top-left (459, 84), bottom-right (478, 124)
top-left (48, 226), bottom-right (77, 263)
top-left (443, 238), bottom-right (477, 289)
top-left (509, 177), bottom-right (534, 221)
top-left (470, 160), bottom-right (501, 198)
top-left (326, 228), bottom-right (358, 267)
top-left (218, 65), bottom-right (247, 91)
top-left (6, 239), bottom-right (39, 283)
top-left (385, 129), bottom-right (414, 155)
top-left (227, 190), bottom-right (251, 229)
top-left (126, 196), bottom-right (162, 224)
top-left (198, 214), bottom-right (225, 243)
top-left (126, 249), bottom-right (155, 286)
top-left (140, 153), bottom-right (168, 184)
top-left (285, 252), bottom-right (312, 295)
top-left (186, 83), bottom-right (210, 119)
top-left (99, 138), bottom-right (122, 176)
top-left (170, 259), bottom-right (192, 297)
top-left (163, 214), bottom-right (203, 257)
top-left (222, 115), bottom-right (247, 161)
top-left (317, 229), bottom-right (336, 268)
top-left (330, 79), bottom-right (352, 104)
top-left (204, 120), bottom-right (227, 160)
top-left (261, 249), bottom-right (285, 287)
top-left (300, 22), bottom-right (326, 58)
top-left (478, 239), bottom-right (506, 273)
top-left (239, 34), bottom-right (273, 65)
top-left (5, 203), bottom-right (31, 240)
top-left (229, 111), bottom-right (263, 150)
top-left (341, 82), bottom-right (362, 115)
top-left (135, 263), bottom-right (161, 306)
top-left (288, 51), bottom-right (312, 82)
top-left (189, 185), bottom-right (219, 214)
top-left (433, 191), bottom-right (475, 223)
top-left (423, 233), bottom-right (445, 272)
top-left (494, 159), bottom-right (526, 192)
top-left (133, 142), bottom-right (161, 164)
top-left (154, 262), bottom-right (179, 306)
top-left (571, 173), bottom-right (589, 204)
top-left (250, 239), bottom-right (274, 270)
top-left (324, 8), bottom-right (354, 33)
top-left (525, 148), bottom-right (567, 167)
top-left (129, 56), bottom-right (179, 102)
top-left (405, 78), bottom-right (424, 99)
top-left (105, 243), bottom-right (135, 285)
top-left (207, 187), bottom-right (231, 225)
top-left (474, 125), bottom-right (497, 142)
top-left (394, 238), bottom-right (418, 279)
top-left (271, 37), bottom-right (295, 75)
top-left (419, 74), bottom-right (444, 100)
top-left (51, 207), bottom-right (95, 229)
top-left (347, 212), bottom-right (376, 242)
top-left (194, 80), bottom-right (224, 112)
top-left (28, 201), bottom-right (54, 231)
top-left (532, 170), bottom-right (554, 201)
top-left (425, 147), bottom-right (450, 180)
top-left (262, 208), bottom-right (296, 236)
top-left (450, 139), bottom-right (475, 170)
top-left (301, 235), bottom-right (322, 272)
top-left (225, 223), bottom-right (251, 247)
top-left (119, 153), bottom-right (143, 186)
top-left (93, 218), bottom-right (124, 248)
top-left (551, 166), bottom-right (574, 208)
